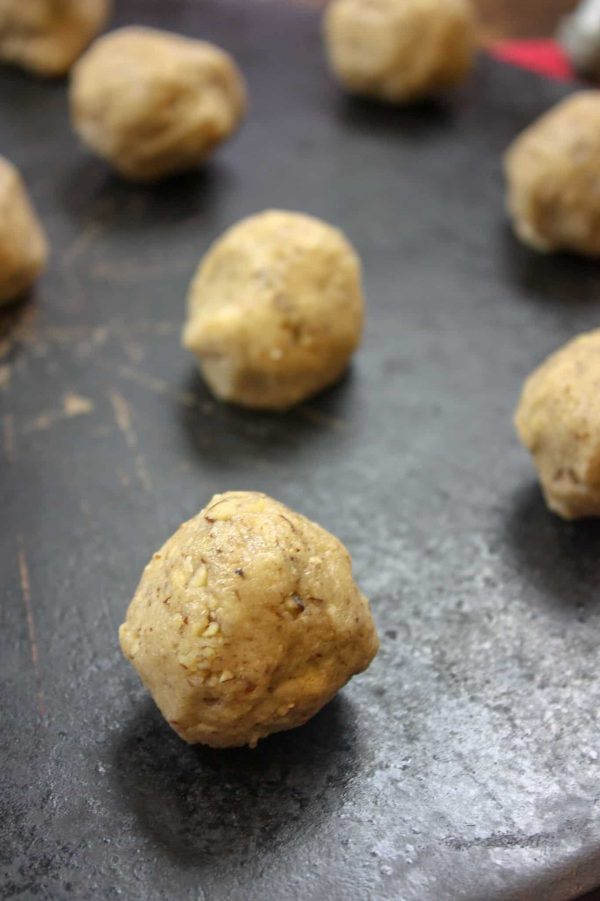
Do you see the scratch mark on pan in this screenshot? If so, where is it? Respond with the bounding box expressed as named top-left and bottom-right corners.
top-left (95, 356), bottom-right (204, 409)
top-left (78, 499), bottom-right (116, 634)
top-left (118, 337), bottom-right (144, 365)
top-left (91, 258), bottom-right (191, 283)
top-left (63, 392), bottom-right (94, 417)
top-left (115, 362), bottom-right (198, 408)
top-left (93, 326), bottom-right (109, 346)
top-left (108, 388), bottom-right (153, 493)
top-left (298, 405), bottom-right (346, 431)
top-left (62, 221), bottom-right (104, 269)
top-left (16, 533), bottom-right (46, 718)
top-left (24, 393), bottom-right (94, 433)
top-left (60, 221), bottom-right (105, 312)
top-left (0, 363), bottom-right (11, 390)
top-left (10, 319), bottom-right (179, 349)
top-left (3, 413), bottom-right (15, 463)
top-left (116, 467), bottom-right (131, 488)
top-left (108, 388), bottom-right (137, 449)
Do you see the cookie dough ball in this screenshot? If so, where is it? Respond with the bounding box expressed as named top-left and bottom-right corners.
top-left (120, 491), bottom-right (379, 748)
top-left (70, 27), bottom-right (246, 182)
top-left (182, 210), bottom-right (364, 410)
top-left (505, 92), bottom-right (600, 256)
top-left (0, 157), bottom-right (48, 306)
top-left (0, 0), bottom-right (111, 77)
top-left (515, 330), bottom-right (600, 519)
top-left (323, 0), bottom-right (476, 103)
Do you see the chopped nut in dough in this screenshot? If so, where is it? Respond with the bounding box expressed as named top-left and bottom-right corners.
top-left (505, 92), bottom-right (600, 256)
top-left (182, 209), bottom-right (364, 411)
top-left (323, 0), bottom-right (475, 103)
top-left (0, 0), bottom-right (111, 77)
top-left (119, 491), bottom-right (379, 748)
top-left (0, 156), bottom-right (48, 306)
top-left (515, 329), bottom-right (600, 519)
top-left (70, 26), bottom-right (246, 182)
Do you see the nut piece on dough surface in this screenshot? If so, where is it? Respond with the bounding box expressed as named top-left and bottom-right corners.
top-left (0, 157), bottom-right (48, 306)
top-left (323, 0), bottom-right (475, 103)
top-left (505, 92), bottom-right (600, 256)
top-left (119, 491), bottom-right (379, 748)
top-left (70, 26), bottom-right (246, 182)
top-left (182, 210), bottom-right (364, 411)
top-left (515, 330), bottom-right (600, 519)
top-left (0, 0), bottom-right (111, 77)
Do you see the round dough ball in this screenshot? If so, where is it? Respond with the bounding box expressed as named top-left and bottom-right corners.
top-left (0, 157), bottom-right (48, 306)
top-left (323, 0), bottom-right (476, 103)
top-left (515, 329), bottom-right (600, 519)
top-left (0, 0), bottom-right (111, 77)
top-left (119, 491), bottom-right (379, 748)
top-left (505, 92), bottom-right (600, 256)
top-left (182, 210), bottom-right (364, 411)
top-left (70, 26), bottom-right (246, 182)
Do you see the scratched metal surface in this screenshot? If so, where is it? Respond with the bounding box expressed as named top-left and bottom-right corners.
top-left (2, 2), bottom-right (600, 900)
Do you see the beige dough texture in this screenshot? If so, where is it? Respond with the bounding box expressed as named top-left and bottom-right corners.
top-left (505, 92), bottom-right (600, 256)
top-left (323, 0), bottom-right (476, 103)
top-left (515, 329), bottom-right (600, 519)
top-left (182, 210), bottom-right (364, 411)
top-left (0, 0), bottom-right (111, 77)
top-left (70, 26), bottom-right (246, 182)
top-left (119, 491), bottom-right (379, 748)
top-left (0, 157), bottom-right (48, 306)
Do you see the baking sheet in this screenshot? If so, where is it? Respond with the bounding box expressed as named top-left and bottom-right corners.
top-left (3, 2), bottom-right (600, 899)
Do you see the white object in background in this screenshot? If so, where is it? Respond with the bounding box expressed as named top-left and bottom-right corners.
top-left (559, 0), bottom-right (600, 77)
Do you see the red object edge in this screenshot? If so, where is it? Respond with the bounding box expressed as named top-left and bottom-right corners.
top-left (488, 39), bottom-right (574, 82)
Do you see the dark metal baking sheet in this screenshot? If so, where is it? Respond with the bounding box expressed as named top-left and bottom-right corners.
top-left (3, 2), bottom-right (600, 899)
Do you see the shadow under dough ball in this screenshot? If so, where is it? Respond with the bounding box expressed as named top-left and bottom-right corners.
top-left (505, 91), bottom-right (600, 256)
top-left (323, 0), bottom-right (476, 103)
top-left (0, 0), bottom-right (111, 76)
top-left (70, 26), bottom-right (246, 182)
top-left (119, 491), bottom-right (379, 749)
top-left (182, 209), bottom-right (365, 411)
top-left (515, 329), bottom-right (600, 519)
top-left (0, 156), bottom-right (48, 306)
